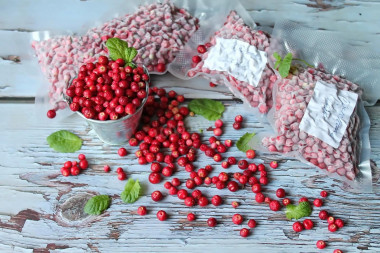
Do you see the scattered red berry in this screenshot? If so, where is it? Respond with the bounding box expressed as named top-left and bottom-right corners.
top-left (232, 214), bottom-right (243, 225)
top-left (118, 147), bottom-right (127, 157)
top-left (248, 219), bottom-right (257, 228)
top-left (293, 221), bottom-right (304, 232)
top-left (187, 213), bottom-right (196, 221)
top-left (103, 165), bottom-right (110, 172)
top-left (328, 223), bottom-right (338, 232)
top-left (313, 198), bottom-right (323, 207)
top-left (316, 240), bottom-right (326, 249)
top-left (335, 218), bottom-right (344, 228)
top-left (157, 210), bottom-right (167, 221)
top-left (299, 197), bottom-right (309, 203)
top-left (47, 109), bottom-right (56, 119)
top-left (303, 219), bottom-right (314, 230)
top-left (269, 200), bottom-right (281, 211)
top-left (255, 193), bottom-right (265, 203)
top-left (238, 160), bottom-right (248, 170)
top-left (240, 228), bottom-right (250, 238)
top-left (276, 188), bottom-right (286, 198)
top-left (333, 250), bottom-right (343, 253)
top-left (319, 210), bottom-right (329, 220)
top-left (235, 115), bottom-right (243, 122)
top-left (211, 195), bottom-right (222, 206)
top-left (197, 45), bottom-right (207, 54)
top-left (233, 122), bottom-right (242, 130)
top-left (117, 172), bottom-right (126, 180)
top-left (231, 201), bottom-right (239, 208)
top-left (184, 196), bottom-right (196, 207)
top-left (78, 154), bottom-right (86, 160)
top-left (269, 161), bottom-right (278, 169)
top-left (215, 119), bottom-right (223, 128)
top-left (151, 191), bottom-right (163, 202)
top-left (246, 149), bottom-right (256, 159)
top-left (149, 172), bottom-right (161, 184)
top-left (327, 216), bottom-right (335, 224)
top-left (320, 190), bottom-right (328, 198)
top-left (207, 217), bottom-right (217, 227)
top-left (137, 206), bottom-right (147, 216)
top-left (282, 198), bottom-right (291, 206)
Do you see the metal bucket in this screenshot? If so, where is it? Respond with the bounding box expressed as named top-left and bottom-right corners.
top-left (64, 66), bottom-right (149, 145)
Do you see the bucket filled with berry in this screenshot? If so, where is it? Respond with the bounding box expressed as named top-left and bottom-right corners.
top-left (64, 38), bottom-right (149, 145)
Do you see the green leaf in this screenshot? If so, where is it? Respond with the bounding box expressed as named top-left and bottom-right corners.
top-left (285, 201), bottom-right (312, 220)
top-left (125, 47), bottom-right (138, 63)
top-left (106, 38), bottom-right (129, 61)
top-left (188, 99), bottom-right (225, 121)
top-left (236, 132), bottom-right (256, 152)
top-left (273, 52), bottom-right (282, 69)
top-left (121, 179), bottom-right (141, 203)
top-left (84, 195), bottom-right (111, 215)
top-left (278, 53), bottom-right (293, 78)
top-left (46, 130), bottom-right (82, 153)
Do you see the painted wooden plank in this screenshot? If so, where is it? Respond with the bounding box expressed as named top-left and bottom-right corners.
top-left (0, 102), bottom-right (379, 252)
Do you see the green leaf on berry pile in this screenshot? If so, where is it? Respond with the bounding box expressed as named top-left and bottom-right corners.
top-left (121, 179), bottom-right (141, 203)
top-left (106, 38), bottom-right (138, 66)
top-left (236, 132), bottom-right (256, 152)
top-left (46, 130), bottom-right (82, 153)
top-left (285, 201), bottom-right (312, 220)
top-left (188, 99), bottom-right (225, 121)
top-left (273, 52), bottom-right (314, 78)
top-left (84, 195), bottom-right (111, 215)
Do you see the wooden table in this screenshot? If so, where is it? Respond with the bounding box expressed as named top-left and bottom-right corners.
top-left (1, 1), bottom-right (379, 252)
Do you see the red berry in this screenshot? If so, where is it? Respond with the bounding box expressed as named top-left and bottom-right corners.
top-left (248, 219), bottom-right (257, 228)
top-left (218, 172), bottom-right (229, 182)
top-left (215, 119), bottom-right (223, 128)
top-left (299, 197), bottom-right (309, 203)
top-left (207, 217), bottom-right (217, 227)
top-left (313, 198), bottom-right (323, 207)
top-left (221, 161), bottom-right (230, 169)
top-left (70, 166), bottom-right (80, 176)
top-left (282, 198), bottom-right (291, 206)
top-left (240, 228), bottom-right (250, 238)
top-left (164, 181), bottom-right (172, 189)
top-left (238, 160), bottom-right (248, 170)
top-left (255, 193), bottom-right (265, 203)
top-left (327, 216), bottom-right (335, 224)
top-left (276, 188), bottom-right (286, 198)
top-left (328, 223), bottom-right (338, 232)
top-left (150, 162), bottom-right (162, 173)
top-left (213, 153), bottom-right (222, 162)
top-left (233, 122), bottom-right (242, 130)
top-left (79, 160), bottom-right (88, 169)
top-left (151, 191), bottom-right (163, 202)
top-left (209, 82), bottom-right (216, 87)
top-left (248, 163), bottom-right (258, 172)
top-left (215, 181), bottom-right (225, 190)
top-left (235, 115), bottom-right (243, 122)
top-left (258, 163), bottom-right (265, 171)
top-left (47, 109), bottom-right (56, 119)
top-left (251, 184), bottom-right (261, 193)
top-left (116, 167), bottom-right (124, 173)
top-left (293, 221), bottom-right (304, 232)
top-left (269, 161), bottom-right (278, 169)
top-left (303, 219), bottom-right (314, 230)
top-left (204, 177), bottom-right (212, 185)
top-left (61, 167), bottom-right (70, 177)
top-left (227, 181), bottom-right (239, 192)
top-left (246, 149), bottom-right (256, 159)
top-left (78, 154), bottom-right (86, 160)
top-left (211, 195), bottom-right (222, 206)
top-left (232, 214), bottom-right (243, 225)
top-left (187, 213), bottom-right (196, 221)
top-left (103, 165), bottom-right (110, 172)
top-left (320, 190), bottom-right (328, 198)
top-left (185, 196), bottom-right (196, 207)
top-left (335, 218), bottom-right (344, 228)
top-left (319, 210), bottom-right (329, 220)
top-left (168, 186), bottom-right (178, 195)
top-left (333, 250), bottom-right (343, 253)
top-left (316, 240), bottom-right (326, 249)
top-left (192, 55), bottom-right (202, 63)
top-left (198, 196), bottom-right (209, 207)
top-left (186, 179), bottom-right (196, 189)
top-left (118, 147), bottom-right (127, 157)
top-left (117, 172), bottom-right (126, 180)
top-left (177, 189), bottom-right (188, 200)
top-left (197, 45), bottom-right (207, 54)
top-left (228, 157), bottom-right (237, 165)
top-left (64, 161), bottom-right (72, 169)
top-left (137, 206), bottom-right (147, 216)
top-left (149, 172), bottom-right (161, 184)
top-left (191, 190), bottom-right (202, 199)
top-left (171, 178), bottom-right (181, 187)
top-left (231, 201), bottom-right (239, 208)
top-left (156, 63), bottom-right (166, 73)
top-left (269, 200), bottom-right (281, 211)
top-left (213, 128), bottom-right (222, 136)
top-left (157, 210), bottom-right (167, 221)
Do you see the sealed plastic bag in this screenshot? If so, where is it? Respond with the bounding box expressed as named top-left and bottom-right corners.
top-left (168, 5), bottom-right (277, 114)
top-left (31, 0), bottom-right (199, 116)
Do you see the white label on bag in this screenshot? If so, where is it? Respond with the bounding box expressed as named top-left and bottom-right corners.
top-left (299, 80), bottom-right (358, 148)
top-left (203, 37), bottom-right (267, 87)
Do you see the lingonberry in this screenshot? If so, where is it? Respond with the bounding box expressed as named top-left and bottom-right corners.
top-left (255, 193), bottom-right (265, 203)
top-left (246, 149), bottom-right (256, 159)
top-left (197, 45), bottom-right (207, 54)
top-left (328, 223), bottom-right (338, 232)
top-left (205, 165), bottom-right (213, 172)
top-left (282, 198), bottom-right (291, 206)
top-left (204, 177), bottom-right (212, 185)
top-left (187, 213), bottom-right (196, 221)
top-left (227, 181), bottom-right (239, 192)
top-left (103, 165), bottom-right (110, 172)
top-left (248, 219), bottom-right (257, 228)
top-left (217, 144), bottom-right (227, 153)
top-left (151, 191), bottom-right (163, 202)
top-left (265, 197), bottom-right (271, 203)
top-left (71, 166), bottom-right (80, 176)
top-left (168, 186), bottom-right (178, 195)
top-left (157, 210), bottom-right (167, 221)
top-left (177, 189), bottom-right (188, 200)
top-left (313, 198), bottom-right (323, 207)
top-left (190, 171), bottom-right (197, 179)
top-left (335, 219), bottom-right (344, 228)
top-left (164, 181), bottom-right (172, 189)
top-left (299, 197), bottom-right (309, 203)
top-left (333, 250), bottom-right (343, 253)
top-left (212, 176), bottom-right (219, 184)
top-left (233, 172), bottom-right (242, 180)
top-left (235, 115), bottom-right (243, 122)
top-left (64, 161), bottom-right (72, 169)
top-left (207, 217), bottom-right (217, 227)
top-left (231, 201), bottom-right (239, 208)
top-left (260, 170), bottom-right (268, 178)
top-left (186, 179), bottom-right (196, 189)
top-left (118, 147), bottom-right (127, 157)
top-left (137, 206), bottom-right (147, 216)
top-left (149, 172), bottom-right (161, 184)
top-left (327, 216), bottom-right (335, 224)
top-left (320, 190), bottom-right (328, 198)
top-left (215, 119), bottom-right (223, 128)
top-left (191, 190), bottom-right (202, 199)
top-left (319, 210), bottom-right (329, 220)
top-left (215, 181), bottom-right (225, 190)
top-left (303, 219), bottom-right (314, 230)
top-left (258, 163), bottom-right (265, 171)
top-left (248, 163), bottom-right (258, 172)
top-left (47, 109), bottom-right (56, 119)
top-left (185, 163), bottom-right (194, 172)
top-left (233, 122), bottom-right (242, 130)
top-left (221, 161), bottom-right (230, 169)
top-left (194, 176), bottom-right (203, 186)
top-left (197, 168), bottom-right (208, 178)
top-left (252, 184), bottom-right (261, 193)
top-left (78, 160), bottom-right (88, 170)
top-left (213, 128), bottom-right (222, 136)
top-left (274, 189), bottom-right (285, 199)
top-left (198, 196), bottom-right (209, 207)
top-left (211, 195), bottom-right (223, 206)
top-left (228, 157), bottom-right (237, 165)
top-left (224, 139), bottom-right (232, 147)
top-left (150, 162), bottom-right (162, 173)
top-left (117, 172), bottom-right (126, 180)
top-left (240, 228), bottom-right (250, 238)
top-left (116, 167), bottom-right (124, 173)
top-left (213, 153), bottom-right (222, 162)
top-left (238, 160), bottom-right (249, 170)
top-left (138, 157), bottom-right (147, 165)
top-left (162, 166), bottom-right (173, 177)
top-left (61, 167), bottom-right (70, 177)
top-left (238, 175), bottom-right (248, 185)
top-left (192, 55), bottom-right (201, 63)
top-left (171, 178), bottom-right (181, 187)
top-left (269, 200), bottom-right (281, 211)
top-left (316, 240), bottom-right (326, 249)
top-left (78, 154), bottom-right (86, 160)
top-left (129, 138), bottom-right (138, 146)
top-left (218, 172), bottom-right (229, 182)
top-left (293, 221), bottom-right (304, 232)
top-left (184, 196), bottom-right (196, 207)
top-left (232, 214), bottom-right (243, 225)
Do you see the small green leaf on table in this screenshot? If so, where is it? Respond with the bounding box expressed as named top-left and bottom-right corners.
top-left (121, 179), bottom-right (141, 203)
top-left (285, 201), bottom-right (312, 220)
top-left (84, 195), bottom-right (111, 215)
top-left (46, 130), bottom-right (82, 153)
top-left (236, 132), bottom-right (256, 152)
top-left (188, 99), bottom-right (225, 121)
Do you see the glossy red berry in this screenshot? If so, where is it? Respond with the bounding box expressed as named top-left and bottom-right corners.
top-left (293, 221), bottom-right (304, 232)
top-left (184, 196), bottom-right (196, 207)
top-left (157, 210), bottom-right (167, 221)
top-left (61, 167), bottom-right (70, 177)
top-left (197, 45), bottom-right (207, 54)
top-left (227, 181), bottom-right (239, 192)
top-left (251, 184), bottom-right (261, 193)
top-left (231, 201), bottom-right (239, 208)
top-left (319, 210), bottom-right (329, 220)
top-left (282, 198), bottom-right (291, 206)
top-left (192, 55), bottom-right (201, 63)
top-left (207, 217), bottom-right (217, 227)
top-left (198, 196), bottom-right (209, 207)
top-left (269, 200), bottom-right (281, 211)
top-left (276, 188), bottom-right (286, 198)
top-left (151, 191), bottom-right (163, 202)
top-left (137, 206), bottom-right (147, 216)
top-left (171, 178), bottom-right (181, 187)
top-left (103, 165), bottom-right (110, 172)
top-left (313, 198), bottom-right (323, 207)
top-left (71, 166), bottom-right (80, 176)
top-left (116, 167), bottom-right (124, 173)
top-left (299, 197), bottom-right (309, 203)
top-left (187, 213), bottom-right (196, 221)
top-left (246, 149), bottom-right (256, 159)
top-left (235, 115), bottom-right (243, 122)
top-left (328, 223), bottom-right (338, 232)
top-left (47, 109), bottom-right (56, 119)
top-left (255, 193), bottom-right (265, 203)
top-left (238, 160), bottom-right (249, 170)
top-left (320, 190), bottom-right (328, 198)
top-left (232, 214), bottom-right (243, 225)
top-left (164, 181), bottom-right (172, 189)
top-left (233, 122), bottom-right (242, 130)
top-left (118, 147), bottom-right (127, 157)
top-left (228, 157), bottom-right (237, 165)
top-left (303, 219), bottom-right (314, 230)
top-left (248, 219), bottom-right (257, 228)
top-left (78, 154), bottom-right (86, 160)
top-left (149, 172), bottom-right (161, 184)
top-left (335, 219), bottom-right (344, 228)
top-left (117, 172), bottom-right (126, 180)
top-left (168, 186), bottom-right (178, 195)
top-left (64, 161), bottom-right (72, 169)
top-left (211, 195), bottom-right (222, 206)
top-left (327, 216), bottom-right (335, 224)
top-left (269, 161), bottom-right (278, 169)
top-left (186, 179), bottom-right (196, 189)
top-left (316, 240), bottom-right (326, 249)
top-left (215, 119), bottom-right (223, 128)
top-left (177, 189), bottom-right (188, 200)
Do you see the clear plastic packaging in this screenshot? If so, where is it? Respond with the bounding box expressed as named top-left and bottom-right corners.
top-left (168, 3), bottom-right (277, 115)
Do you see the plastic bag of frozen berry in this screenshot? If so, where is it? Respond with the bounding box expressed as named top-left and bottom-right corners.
top-left (168, 1), bottom-right (277, 115)
top-left (251, 20), bottom-right (373, 192)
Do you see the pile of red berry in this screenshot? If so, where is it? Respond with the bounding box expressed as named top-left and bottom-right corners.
top-left (64, 56), bottom-right (149, 121)
top-left (60, 154), bottom-right (88, 176)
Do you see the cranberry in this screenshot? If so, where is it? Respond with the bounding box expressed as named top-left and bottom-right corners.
top-left (320, 190), bottom-right (328, 198)
top-left (233, 122), bottom-right (242, 130)
top-left (156, 63), bottom-right (166, 73)
top-left (231, 201), bottom-right (239, 208)
top-left (251, 184), bottom-right (261, 193)
top-left (118, 147), bottom-right (127, 157)
top-left (238, 175), bottom-right (248, 185)
top-left (103, 165), bottom-right (110, 172)
top-left (269, 200), bottom-right (281, 211)
top-left (117, 172), bottom-right (126, 180)
top-left (238, 160), bottom-right (248, 170)
top-left (177, 189), bottom-right (188, 200)
top-left (138, 157), bottom-right (147, 165)
top-left (227, 181), bottom-right (239, 192)
top-left (162, 166), bottom-right (173, 177)
top-left (186, 179), bottom-right (196, 189)
top-left (313, 198), bottom-right (323, 207)
top-left (221, 161), bottom-right (230, 169)
top-left (197, 45), bottom-right (207, 54)
top-left (150, 162), bottom-right (162, 173)
top-left (232, 214), bottom-right (243, 225)
top-left (171, 178), bottom-right (181, 187)
top-left (293, 221), bottom-right (304, 232)
top-left (64, 161), bottom-right (72, 169)
top-left (258, 164), bottom-right (265, 171)
top-left (78, 154), bottom-right (86, 160)
top-left (248, 176), bottom-right (258, 186)
top-left (187, 213), bottom-right (196, 221)
top-left (319, 210), bottom-right (329, 220)
top-left (316, 240), bottom-right (326, 249)
top-left (234, 115), bottom-right (243, 122)
top-left (299, 197), bottom-right (309, 203)
top-left (191, 190), bottom-right (202, 199)
top-left (213, 128), bottom-right (222, 136)
top-left (192, 55), bottom-right (202, 63)
top-left (335, 219), bottom-right (344, 228)
top-left (328, 223), bottom-right (338, 232)
top-left (282, 198), bottom-right (291, 206)
top-left (47, 109), bottom-right (56, 119)
top-left (207, 217), bottom-right (217, 227)
top-left (214, 119), bottom-right (223, 128)
top-left (224, 139), bottom-right (232, 147)
top-left (327, 216), bottom-right (335, 224)
top-left (71, 166), bottom-right (80, 176)
top-left (149, 172), bottom-right (161, 184)
top-left (218, 172), bottom-right (229, 182)
top-left (211, 195), bottom-right (222, 206)
top-left (259, 177), bottom-right (268, 185)
top-left (240, 228), bottom-right (250, 238)
top-left (184, 196), bottom-right (196, 207)
top-left (198, 196), bottom-right (209, 207)
top-left (333, 250), bottom-right (343, 253)
top-left (137, 206), bottom-right (147, 216)
top-left (269, 161), bottom-right (278, 169)
top-left (164, 181), bottom-right (172, 189)
top-left (255, 193), bottom-right (265, 203)
top-left (246, 149), bottom-right (256, 159)
top-left (217, 144), bottom-right (227, 153)
top-left (228, 157), bottom-right (237, 165)
top-left (61, 167), bottom-right (70, 177)
top-left (215, 181), bottom-right (225, 190)
top-left (168, 186), bottom-right (178, 195)
top-left (248, 164), bottom-right (258, 173)
top-left (276, 188), bottom-right (286, 198)
top-left (116, 167), bottom-right (124, 173)
top-left (204, 177), bottom-right (212, 185)
top-left (151, 191), bottom-right (163, 202)
top-left (209, 82), bottom-right (216, 87)
top-left (157, 210), bottom-right (167, 221)
top-left (213, 153), bottom-right (222, 162)
top-left (248, 219), bottom-right (257, 228)
top-left (303, 219), bottom-right (314, 230)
